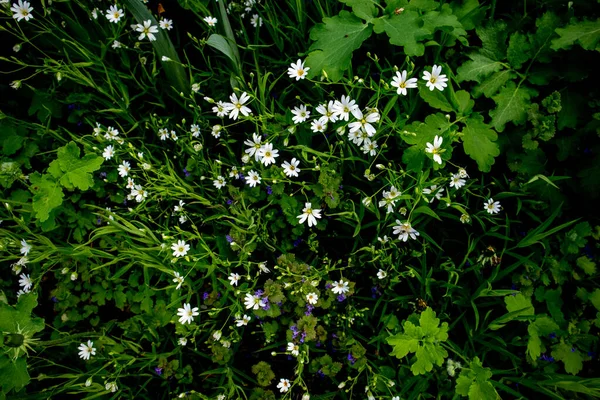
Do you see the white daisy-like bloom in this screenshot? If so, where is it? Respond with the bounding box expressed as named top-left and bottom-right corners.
top-left (250, 14), bottom-right (262, 28)
top-left (306, 292), bottom-right (318, 305)
top-left (91, 8), bottom-right (99, 19)
top-left (277, 378), bottom-right (291, 393)
top-left (159, 18), bottom-right (173, 30)
top-left (102, 145), bottom-right (114, 160)
top-left (77, 340), bottom-right (96, 361)
top-left (135, 20), bottom-right (159, 41)
top-left (118, 161), bottom-right (131, 177)
top-left (287, 342), bottom-right (300, 356)
top-left (291, 104), bottom-right (310, 124)
top-left (20, 239), bottom-right (31, 256)
top-left (257, 262), bottom-right (270, 274)
top-left (11, 0), bottom-right (33, 22)
top-left (287, 59), bottom-right (310, 81)
top-left (362, 138), bottom-right (378, 156)
top-left (130, 184), bottom-right (148, 202)
top-left (331, 279), bottom-right (349, 294)
top-left (19, 273), bottom-right (32, 291)
top-left (332, 95), bottom-right (359, 121)
top-left (244, 132), bottom-right (263, 161)
top-left (179, 215), bottom-right (187, 224)
top-left (449, 174), bottom-right (466, 189)
top-left (310, 119), bottom-right (326, 133)
top-left (190, 124), bottom-right (200, 138)
top-left (378, 235), bottom-right (389, 243)
top-left (212, 101), bottom-right (229, 117)
top-left (226, 92), bottom-right (252, 120)
top-left (228, 273), bottom-right (241, 286)
top-left (177, 303), bottom-right (199, 324)
top-left (244, 292), bottom-right (266, 310)
top-left (392, 220), bottom-right (420, 242)
top-left (112, 40), bottom-right (122, 49)
top-left (281, 158), bottom-right (300, 178)
top-left (484, 198), bottom-right (501, 214)
top-left (316, 101), bottom-right (338, 124)
top-left (379, 196), bottom-right (396, 214)
top-left (377, 269), bottom-right (387, 279)
top-left (211, 125), bottom-right (222, 138)
top-left (104, 126), bottom-right (119, 141)
top-left (425, 135), bottom-right (443, 164)
top-left (171, 240), bottom-right (190, 257)
top-left (297, 202), bottom-right (322, 227)
top-left (390, 70), bottom-right (418, 96)
top-left (191, 83), bottom-right (201, 93)
top-left (204, 16), bottom-right (217, 26)
top-left (257, 143), bottom-right (279, 166)
top-left (105, 5), bottom-right (124, 23)
top-left (170, 130), bottom-right (178, 141)
top-left (158, 128), bottom-right (169, 140)
top-left (245, 170), bottom-right (261, 187)
top-left (212, 330), bottom-right (222, 341)
top-left (458, 168), bottom-right (469, 179)
top-left (348, 108), bottom-right (378, 137)
top-left (105, 382), bottom-right (118, 393)
top-left (172, 272), bottom-right (184, 290)
top-left (423, 65), bottom-right (448, 91)
top-left (235, 314), bottom-right (251, 327)
top-left (213, 176), bottom-right (226, 189)
top-left (174, 200), bottom-right (185, 212)
top-left (178, 337), bottom-right (187, 346)
top-left (423, 185), bottom-right (444, 203)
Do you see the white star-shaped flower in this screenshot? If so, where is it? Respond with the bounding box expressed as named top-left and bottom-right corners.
top-left (287, 59), bottom-right (310, 81)
top-left (297, 202), bottom-right (322, 227)
top-left (77, 340), bottom-right (96, 360)
top-left (390, 70), bottom-right (418, 95)
top-left (425, 135), bottom-right (444, 164)
top-left (171, 240), bottom-right (190, 257)
top-left (177, 303), bottom-right (199, 324)
top-left (423, 65), bottom-right (448, 91)
top-left (281, 158), bottom-right (300, 178)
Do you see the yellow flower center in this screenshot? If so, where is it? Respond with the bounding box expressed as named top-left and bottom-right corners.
top-left (430, 77), bottom-right (437, 84)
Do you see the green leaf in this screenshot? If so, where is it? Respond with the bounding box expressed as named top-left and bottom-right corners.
top-left (507, 32), bottom-right (531, 69)
top-left (456, 53), bottom-right (504, 83)
top-left (419, 84), bottom-right (453, 112)
top-left (455, 90), bottom-right (474, 115)
top-left (477, 20), bottom-right (509, 61)
top-left (527, 316), bottom-right (559, 359)
top-left (552, 342), bottom-right (584, 375)
top-left (528, 12), bottom-right (561, 63)
top-left (306, 11), bottom-right (373, 81)
top-left (455, 357), bottom-right (500, 399)
top-left (590, 289), bottom-right (600, 311)
top-left (489, 81), bottom-right (538, 132)
top-left (47, 141), bottom-right (104, 191)
top-left (577, 256), bottom-right (596, 275)
top-left (0, 293), bottom-right (45, 334)
top-left (505, 293), bottom-right (535, 316)
top-left (206, 34), bottom-right (239, 67)
top-left (451, 0), bottom-right (486, 31)
top-left (373, 11), bottom-right (431, 56)
top-left (473, 70), bottom-right (515, 99)
top-left (339, 0), bottom-right (378, 22)
top-left (401, 113), bottom-right (452, 172)
top-left (29, 172), bottom-right (64, 223)
top-left (551, 18), bottom-right (600, 51)
top-left (1, 124), bottom-right (25, 156)
top-left (421, 4), bottom-right (467, 41)
top-left (461, 113), bottom-right (499, 172)
top-left (0, 356), bottom-right (29, 394)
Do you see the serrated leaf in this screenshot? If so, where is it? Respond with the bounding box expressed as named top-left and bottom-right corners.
top-left (505, 293), bottom-right (534, 316)
top-left (455, 90), bottom-right (474, 115)
top-left (373, 10), bottom-right (431, 56)
top-left (473, 70), bottom-right (515, 98)
top-left (529, 12), bottom-right (561, 63)
top-left (306, 11), bottom-right (373, 81)
top-left (507, 32), bottom-right (531, 69)
top-left (477, 20), bottom-right (509, 61)
top-left (456, 53), bottom-right (503, 83)
top-left (421, 4), bottom-right (467, 40)
top-left (451, 0), bottom-right (486, 31)
top-left (461, 113), bottom-right (499, 172)
top-left (489, 81), bottom-right (538, 132)
top-left (589, 289), bottom-right (600, 311)
top-left (527, 316), bottom-right (559, 359)
top-left (419, 83), bottom-right (453, 112)
top-left (551, 18), bottom-right (600, 51)
top-left (552, 342), bottom-right (584, 375)
top-left (47, 141), bottom-right (104, 191)
top-left (29, 172), bottom-right (64, 222)
top-left (577, 256), bottom-right (596, 275)
top-left (339, 0), bottom-right (378, 22)
top-left (0, 356), bottom-right (29, 394)
top-left (455, 357), bottom-right (500, 399)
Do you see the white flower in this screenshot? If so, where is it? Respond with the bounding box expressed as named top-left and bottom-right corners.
top-left (105, 5), bottom-right (124, 23)
top-left (70, 272), bottom-right (78, 281)
top-left (277, 378), bottom-right (291, 393)
top-left (85, 378), bottom-right (93, 387)
top-left (297, 202), bottom-right (322, 227)
top-left (484, 198), bottom-right (501, 214)
top-left (378, 235), bottom-right (389, 243)
top-left (213, 176), bottom-right (226, 189)
top-left (204, 16), bottom-right (217, 26)
top-left (391, 70), bottom-right (418, 95)
top-left (10, 81), bottom-right (21, 90)
top-left (177, 303), bottom-right (199, 324)
top-left (257, 262), bottom-right (270, 274)
top-left (20, 239), bottom-right (31, 256)
top-left (174, 200), bottom-right (185, 212)
top-left (228, 273), bottom-right (241, 286)
top-left (172, 272), bottom-right (184, 290)
top-left (77, 340), bottom-right (96, 361)
top-left (281, 158), bottom-right (300, 178)
top-left (458, 168), bottom-right (469, 179)
top-left (316, 101), bottom-right (338, 123)
top-left (135, 20), bottom-right (159, 41)
top-left (291, 105), bottom-right (310, 124)
top-left (310, 119), bottom-right (326, 133)
top-left (348, 109), bottom-right (380, 137)
top-left (171, 240), bottom-right (190, 257)
top-left (287, 342), bottom-right (300, 356)
top-left (306, 292), bottom-right (318, 305)
top-left (377, 269), bottom-right (387, 279)
top-left (226, 92), bottom-right (252, 120)
top-left (257, 143), bottom-right (279, 166)
top-left (244, 132), bottom-right (263, 161)
top-left (423, 185), bottom-right (444, 203)
top-left (211, 124), bottom-right (222, 138)
top-left (460, 214), bottom-right (471, 224)
top-left (112, 40), bottom-right (122, 49)
top-left (11, 0), bottom-right (33, 22)
top-left (244, 292), bottom-right (266, 310)
top-left (288, 59), bottom-right (310, 81)
top-left (212, 100), bottom-right (229, 117)
top-left (235, 314), bottom-right (251, 327)
top-left (423, 65), bottom-right (448, 91)
top-left (331, 279), bottom-right (349, 295)
top-left (91, 8), bottom-right (98, 19)
top-left (191, 83), bottom-right (201, 93)
top-left (332, 95), bottom-right (359, 121)
top-left (118, 161), bottom-right (131, 177)
top-left (159, 18), bottom-right (173, 30)
top-left (302, 394), bottom-right (310, 400)
top-left (104, 126), bottom-right (119, 141)
top-left (250, 14), bottom-right (262, 28)
top-left (245, 170), bottom-right (261, 187)
top-left (179, 215), bottom-right (187, 224)
top-left (158, 128), bottom-right (169, 140)
top-left (392, 220), bottom-right (420, 242)
top-left (449, 174), bottom-right (466, 189)
top-left (212, 330), bottom-right (222, 341)
top-left (194, 143), bottom-right (203, 152)
top-left (18, 273), bottom-right (32, 291)
top-left (102, 145), bottom-right (114, 160)
top-left (105, 382), bottom-right (118, 393)
top-left (190, 124), bottom-right (200, 137)
top-left (425, 135), bottom-right (444, 164)
top-left (130, 185), bottom-right (148, 202)
top-left (178, 337), bottom-right (188, 346)
top-left (362, 138), bottom-right (378, 156)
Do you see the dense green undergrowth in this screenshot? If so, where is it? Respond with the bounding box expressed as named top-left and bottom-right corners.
top-left (1, 0), bottom-right (600, 399)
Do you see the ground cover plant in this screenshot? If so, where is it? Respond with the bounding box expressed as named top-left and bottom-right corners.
top-left (1, 0), bottom-right (600, 399)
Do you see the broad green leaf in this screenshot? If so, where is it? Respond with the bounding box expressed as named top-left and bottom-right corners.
top-left (505, 293), bottom-right (534, 317)
top-left (373, 11), bottom-right (431, 56)
top-left (421, 4), bottom-right (467, 40)
top-left (451, 0), bottom-right (486, 31)
top-left (456, 53), bottom-right (504, 83)
top-left (477, 20), bottom-right (509, 61)
top-left (206, 34), bottom-right (238, 67)
top-left (0, 293), bottom-right (44, 333)
top-left (473, 70), bottom-right (515, 98)
top-left (1, 124), bottom-right (25, 156)
top-left (590, 289), bottom-right (600, 311)
top-left (507, 32), bottom-right (531, 69)
top-left (527, 316), bottom-right (559, 359)
top-left (339, 0), bottom-right (378, 22)
top-left (29, 172), bottom-right (64, 222)
top-left (401, 113), bottom-right (452, 171)
top-left (0, 356), bottom-right (29, 394)
top-left (528, 12), bottom-right (561, 63)
top-left (306, 11), bottom-right (373, 81)
top-left (489, 81), bottom-right (538, 132)
top-left (551, 18), bottom-right (600, 51)
top-left (552, 342), bottom-right (584, 375)
top-left (419, 84), bottom-right (453, 112)
top-left (455, 357), bottom-right (500, 399)
top-left (47, 141), bottom-right (103, 191)
top-left (455, 90), bottom-right (474, 115)
top-left (461, 113), bottom-right (499, 172)
top-left (577, 256), bottom-right (596, 275)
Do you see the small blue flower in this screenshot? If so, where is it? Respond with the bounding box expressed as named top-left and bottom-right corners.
top-left (154, 367), bottom-right (163, 376)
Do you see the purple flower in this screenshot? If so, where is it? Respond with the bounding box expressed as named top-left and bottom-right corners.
top-left (154, 367), bottom-right (163, 375)
top-left (316, 369), bottom-right (325, 378)
top-left (226, 199), bottom-right (233, 205)
top-left (549, 332), bottom-right (557, 339)
top-left (347, 353), bottom-right (356, 365)
top-left (325, 283), bottom-right (332, 289)
top-left (293, 238), bottom-right (303, 247)
top-left (539, 354), bottom-right (555, 362)
top-left (183, 168), bottom-right (191, 177)
top-left (300, 331), bottom-right (307, 343)
top-left (337, 294), bottom-right (346, 302)
top-left (226, 235), bottom-right (233, 243)
top-left (99, 171), bottom-right (107, 179)
top-left (51, 296), bottom-right (58, 303)
top-left (266, 186), bottom-right (273, 195)
top-left (202, 292), bottom-right (209, 300)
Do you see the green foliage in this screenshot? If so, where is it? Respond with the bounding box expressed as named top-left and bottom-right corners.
top-left (552, 342), bottom-right (585, 375)
top-left (251, 361), bottom-right (276, 387)
top-left (461, 113), bottom-right (499, 172)
top-left (455, 357), bottom-right (500, 399)
top-left (552, 18), bottom-right (600, 51)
